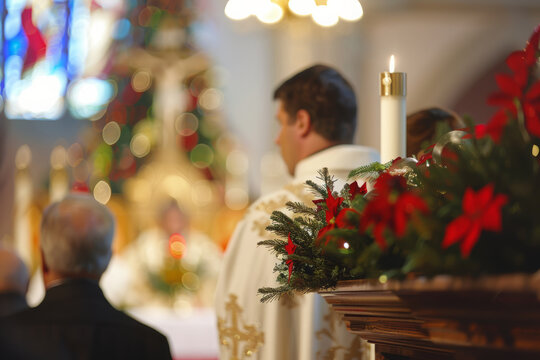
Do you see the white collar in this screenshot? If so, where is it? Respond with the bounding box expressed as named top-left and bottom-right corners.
top-left (293, 144), bottom-right (379, 182)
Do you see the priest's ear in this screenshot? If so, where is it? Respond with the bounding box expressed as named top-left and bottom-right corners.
top-left (294, 109), bottom-right (312, 137)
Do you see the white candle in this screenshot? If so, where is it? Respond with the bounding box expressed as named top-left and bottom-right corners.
top-left (380, 55), bottom-right (407, 163)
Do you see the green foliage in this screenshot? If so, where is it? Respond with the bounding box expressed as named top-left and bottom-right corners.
top-left (258, 31), bottom-right (540, 301)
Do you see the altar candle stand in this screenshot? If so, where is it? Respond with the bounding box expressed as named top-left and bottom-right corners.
top-left (380, 55), bottom-right (407, 163)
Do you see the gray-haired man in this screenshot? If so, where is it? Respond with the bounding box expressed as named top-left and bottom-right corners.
top-left (0, 194), bottom-right (172, 360)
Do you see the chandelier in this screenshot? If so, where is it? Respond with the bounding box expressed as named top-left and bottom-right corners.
top-left (224, 0), bottom-right (364, 27)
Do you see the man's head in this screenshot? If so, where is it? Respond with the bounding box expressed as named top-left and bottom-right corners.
top-left (40, 194), bottom-right (115, 281)
top-left (0, 247), bottom-right (29, 295)
top-left (273, 64), bottom-right (357, 175)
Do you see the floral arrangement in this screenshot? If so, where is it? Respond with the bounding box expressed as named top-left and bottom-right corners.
top-left (258, 26), bottom-right (540, 302)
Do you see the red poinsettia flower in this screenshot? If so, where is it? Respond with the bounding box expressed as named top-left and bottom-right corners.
top-left (348, 181), bottom-right (367, 200)
top-left (360, 173), bottom-right (429, 250)
top-left (485, 25), bottom-right (540, 140)
top-left (285, 233), bottom-right (297, 283)
top-left (316, 188), bottom-right (345, 242)
top-left (475, 109), bottom-right (509, 143)
top-left (442, 184), bottom-right (508, 258)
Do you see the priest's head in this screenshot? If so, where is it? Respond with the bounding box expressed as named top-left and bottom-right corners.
top-left (40, 193), bottom-right (115, 286)
top-left (273, 64), bottom-right (357, 175)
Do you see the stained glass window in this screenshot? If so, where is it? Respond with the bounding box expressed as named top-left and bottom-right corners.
top-left (1, 0), bottom-right (114, 120)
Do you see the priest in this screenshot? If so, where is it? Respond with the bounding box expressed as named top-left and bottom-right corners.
top-left (215, 64), bottom-right (379, 359)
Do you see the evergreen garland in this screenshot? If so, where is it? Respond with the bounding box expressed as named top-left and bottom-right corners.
top-left (258, 26), bottom-right (540, 302)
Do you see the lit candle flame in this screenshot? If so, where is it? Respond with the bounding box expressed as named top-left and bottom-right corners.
top-left (389, 55), bottom-right (395, 73)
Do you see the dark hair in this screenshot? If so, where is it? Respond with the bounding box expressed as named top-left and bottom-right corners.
top-left (406, 107), bottom-right (465, 157)
top-left (273, 64), bottom-right (357, 144)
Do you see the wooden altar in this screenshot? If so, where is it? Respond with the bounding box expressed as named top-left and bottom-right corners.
top-left (319, 274), bottom-right (540, 360)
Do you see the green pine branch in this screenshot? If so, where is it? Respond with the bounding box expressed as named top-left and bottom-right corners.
top-left (348, 161), bottom-right (389, 180)
top-left (286, 201), bottom-right (318, 216)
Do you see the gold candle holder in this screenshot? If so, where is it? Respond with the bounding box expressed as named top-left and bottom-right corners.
top-left (380, 72), bottom-right (407, 97)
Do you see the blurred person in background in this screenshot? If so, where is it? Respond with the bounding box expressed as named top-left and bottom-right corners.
top-left (0, 246), bottom-right (29, 317)
top-left (0, 193), bottom-right (172, 360)
top-left (406, 107), bottom-right (465, 158)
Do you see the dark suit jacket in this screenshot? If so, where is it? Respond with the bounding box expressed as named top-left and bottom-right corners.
top-left (0, 279), bottom-right (172, 360)
top-left (0, 292), bottom-right (28, 317)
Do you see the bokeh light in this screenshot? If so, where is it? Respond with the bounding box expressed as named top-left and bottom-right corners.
top-left (312, 5), bottom-right (339, 27)
top-left (68, 78), bottom-right (115, 119)
top-left (93, 180), bottom-right (112, 204)
top-left (15, 145), bottom-right (32, 170)
top-left (198, 88), bottom-right (223, 111)
top-left (50, 146), bottom-right (67, 170)
top-left (131, 70), bottom-right (153, 92)
top-left (327, 0), bottom-right (363, 21)
top-left (533, 144), bottom-right (539, 157)
top-left (190, 144), bottom-right (214, 168)
top-left (169, 233), bottom-right (186, 259)
top-left (130, 134), bottom-right (151, 158)
top-left (288, 0), bottom-right (316, 16)
top-left (255, 1), bottom-right (283, 24)
top-left (73, 160), bottom-right (91, 182)
top-left (175, 113), bottom-right (199, 136)
top-left (224, 0), bottom-right (252, 20)
top-left (182, 272), bottom-right (200, 291)
top-left (67, 143), bottom-right (84, 167)
top-left (102, 121), bottom-right (122, 145)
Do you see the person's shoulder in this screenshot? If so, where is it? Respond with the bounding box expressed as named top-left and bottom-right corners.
top-left (107, 308), bottom-right (171, 352)
top-left (334, 144), bottom-right (380, 161)
top-left (248, 182), bottom-right (313, 217)
top-left (110, 309), bottom-right (165, 337)
top-left (0, 303), bottom-right (41, 325)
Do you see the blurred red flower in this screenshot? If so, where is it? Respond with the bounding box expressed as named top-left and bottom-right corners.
top-left (442, 184), bottom-right (508, 257)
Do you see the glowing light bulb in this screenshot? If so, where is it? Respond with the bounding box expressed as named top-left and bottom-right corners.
top-left (256, 1), bottom-right (283, 24)
top-left (312, 5), bottom-right (339, 27)
top-left (288, 0), bottom-right (316, 16)
top-left (389, 55), bottom-right (395, 73)
top-left (327, 0), bottom-right (363, 21)
top-left (224, 0), bottom-right (252, 20)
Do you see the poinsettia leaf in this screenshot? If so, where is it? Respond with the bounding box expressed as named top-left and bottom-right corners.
top-left (525, 24), bottom-right (540, 65)
top-left (460, 223), bottom-right (482, 258)
top-left (506, 50), bottom-right (525, 71)
top-left (525, 106), bottom-right (540, 137)
top-left (526, 80), bottom-right (540, 101)
top-left (487, 92), bottom-right (513, 107)
top-left (495, 73), bottom-right (522, 97)
top-left (442, 216), bottom-right (470, 249)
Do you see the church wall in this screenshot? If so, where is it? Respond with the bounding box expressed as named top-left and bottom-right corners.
top-left (199, 2), bottom-right (540, 197)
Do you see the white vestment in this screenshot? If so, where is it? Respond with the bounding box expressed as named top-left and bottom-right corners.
top-left (215, 145), bottom-right (379, 360)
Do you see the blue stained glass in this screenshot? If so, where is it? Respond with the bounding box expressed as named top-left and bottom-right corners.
top-left (2, 0), bottom-right (120, 120)
top-left (2, 0), bottom-right (77, 119)
top-left (113, 18), bottom-right (131, 40)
